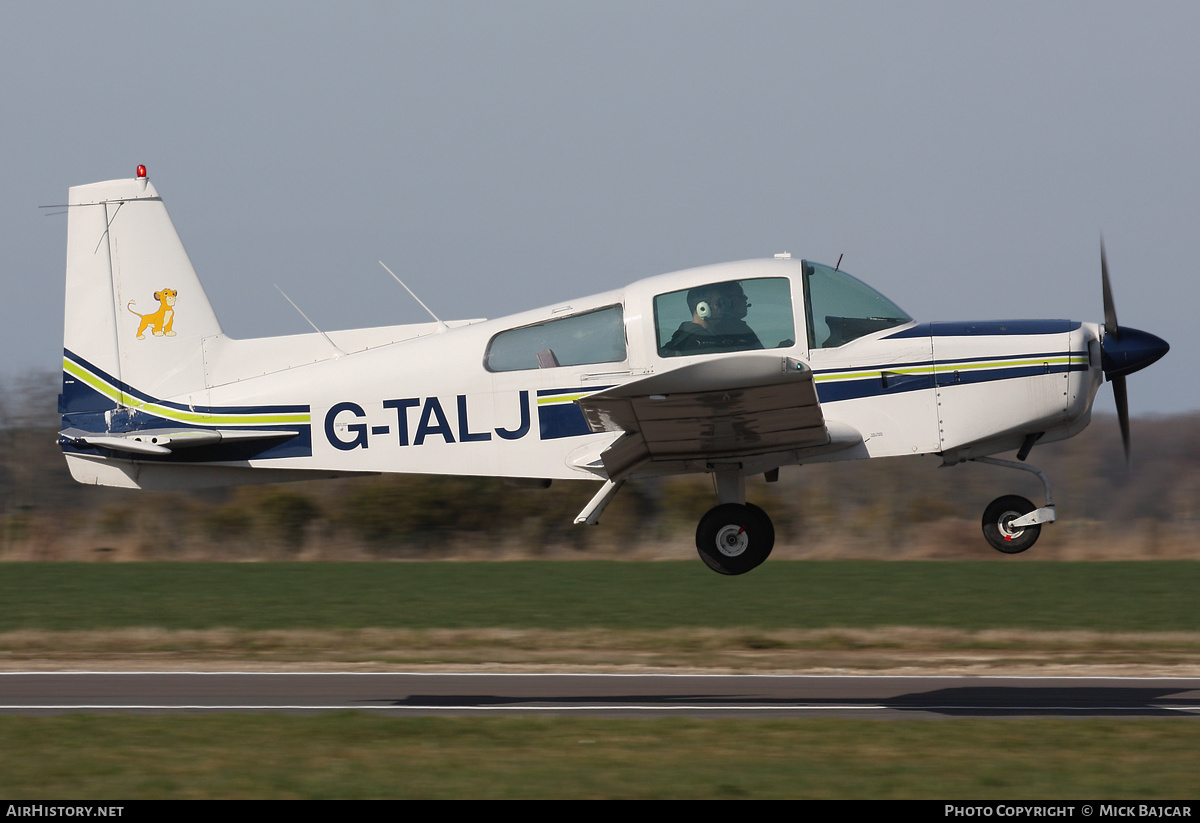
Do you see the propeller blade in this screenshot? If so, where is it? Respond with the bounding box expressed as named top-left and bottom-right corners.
top-left (1101, 238), bottom-right (1120, 340)
top-left (1097, 239), bottom-right (1167, 469)
top-left (1112, 374), bottom-right (1130, 466)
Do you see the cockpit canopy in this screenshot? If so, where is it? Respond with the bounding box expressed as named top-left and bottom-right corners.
top-left (802, 261), bottom-right (911, 349)
top-left (650, 261), bottom-right (911, 358)
top-left (481, 258), bottom-right (914, 372)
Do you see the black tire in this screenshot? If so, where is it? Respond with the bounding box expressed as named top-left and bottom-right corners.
top-left (696, 503), bottom-right (775, 575)
top-left (744, 502), bottom-right (776, 555)
top-left (981, 495), bottom-right (1041, 554)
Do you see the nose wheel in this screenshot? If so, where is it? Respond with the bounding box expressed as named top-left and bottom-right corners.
top-left (696, 503), bottom-right (775, 575)
top-left (971, 457), bottom-right (1058, 555)
top-left (981, 495), bottom-right (1041, 554)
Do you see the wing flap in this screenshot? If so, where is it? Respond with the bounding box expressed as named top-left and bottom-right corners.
top-left (640, 414), bottom-right (826, 449)
top-left (600, 432), bottom-right (650, 480)
top-left (578, 354), bottom-right (841, 479)
top-left (624, 384), bottom-right (817, 421)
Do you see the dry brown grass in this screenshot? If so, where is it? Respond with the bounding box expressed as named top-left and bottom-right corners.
top-left (4, 626), bottom-right (1200, 676)
top-left (7, 517), bottom-right (1200, 562)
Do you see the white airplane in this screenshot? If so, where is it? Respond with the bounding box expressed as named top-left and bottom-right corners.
top-left (57, 167), bottom-right (1169, 574)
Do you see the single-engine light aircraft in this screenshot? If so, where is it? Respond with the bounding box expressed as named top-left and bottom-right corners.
top-left (57, 168), bottom-right (1169, 574)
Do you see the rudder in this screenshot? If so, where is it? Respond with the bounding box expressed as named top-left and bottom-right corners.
top-left (62, 169), bottom-right (223, 419)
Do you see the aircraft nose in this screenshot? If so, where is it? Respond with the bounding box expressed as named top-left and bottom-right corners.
top-left (1101, 326), bottom-right (1170, 381)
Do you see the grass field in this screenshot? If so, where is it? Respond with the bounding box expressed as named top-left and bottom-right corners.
top-left (3, 560), bottom-right (1199, 798)
top-left (3, 560), bottom-right (1200, 632)
top-left (1, 715), bottom-right (1198, 799)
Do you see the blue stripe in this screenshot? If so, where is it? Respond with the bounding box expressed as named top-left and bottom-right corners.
top-left (817, 374), bottom-right (935, 402)
top-left (885, 320), bottom-right (1080, 339)
top-left (935, 361), bottom-right (1087, 387)
top-left (60, 349), bottom-right (314, 461)
top-left (816, 361), bottom-right (1087, 403)
top-left (538, 404), bottom-right (593, 439)
top-left (59, 376), bottom-right (117, 414)
top-left (63, 349), bottom-right (310, 415)
top-left (932, 349), bottom-right (1082, 367)
top-left (813, 357), bottom-right (938, 377)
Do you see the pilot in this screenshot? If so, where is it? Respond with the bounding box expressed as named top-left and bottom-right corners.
top-left (708, 281), bottom-right (763, 349)
top-left (665, 281), bottom-right (763, 354)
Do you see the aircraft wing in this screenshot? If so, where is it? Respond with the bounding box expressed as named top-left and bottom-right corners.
top-left (578, 354), bottom-right (841, 480)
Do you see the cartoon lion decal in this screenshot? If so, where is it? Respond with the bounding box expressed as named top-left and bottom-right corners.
top-left (127, 289), bottom-right (178, 339)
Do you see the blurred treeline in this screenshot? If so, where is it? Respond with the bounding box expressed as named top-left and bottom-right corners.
top-left (2, 371), bottom-right (1198, 560)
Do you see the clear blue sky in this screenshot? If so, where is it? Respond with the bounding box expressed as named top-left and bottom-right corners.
top-left (4, 1), bottom-right (1195, 415)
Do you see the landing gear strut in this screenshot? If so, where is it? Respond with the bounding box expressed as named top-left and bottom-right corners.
top-left (971, 457), bottom-right (1057, 555)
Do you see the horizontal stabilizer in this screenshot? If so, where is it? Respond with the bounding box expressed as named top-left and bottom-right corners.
top-left (59, 427), bottom-right (299, 456)
top-left (65, 434), bottom-right (171, 456)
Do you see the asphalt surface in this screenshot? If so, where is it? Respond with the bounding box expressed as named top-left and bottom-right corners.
top-left (3, 673), bottom-right (1200, 718)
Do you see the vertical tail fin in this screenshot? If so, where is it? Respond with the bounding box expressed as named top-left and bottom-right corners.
top-left (62, 170), bottom-right (222, 419)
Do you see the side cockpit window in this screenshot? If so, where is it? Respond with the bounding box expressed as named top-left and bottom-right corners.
top-left (802, 261), bottom-right (911, 349)
top-left (654, 277), bottom-right (795, 357)
top-left (485, 305), bottom-right (626, 372)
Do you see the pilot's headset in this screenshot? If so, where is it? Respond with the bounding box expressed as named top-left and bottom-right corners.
top-left (692, 288), bottom-right (725, 320)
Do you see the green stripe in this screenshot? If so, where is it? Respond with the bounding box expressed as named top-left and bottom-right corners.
top-left (63, 358), bottom-right (310, 426)
top-left (537, 393), bottom-right (590, 405)
top-left (939, 356), bottom-right (1078, 373)
top-left (815, 355), bottom-right (1087, 383)
top-left (63, 358), bottom-right (124, 400)
top-left (815, 365), bottom-right (935, 382)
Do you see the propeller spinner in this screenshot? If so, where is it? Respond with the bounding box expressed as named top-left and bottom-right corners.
top-left (1099, 241), bottom-right (1170, 463)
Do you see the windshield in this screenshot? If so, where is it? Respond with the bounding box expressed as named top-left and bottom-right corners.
top-left (802, 261), bottom-right (911, 349)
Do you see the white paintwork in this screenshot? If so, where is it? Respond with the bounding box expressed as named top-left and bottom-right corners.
top-left (59, 172), bottom-right (1110, 534)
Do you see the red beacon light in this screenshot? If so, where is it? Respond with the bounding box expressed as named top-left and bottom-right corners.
top-left (136, 165), bottom-right (147, 179)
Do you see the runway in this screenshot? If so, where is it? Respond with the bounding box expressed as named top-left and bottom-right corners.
top-left (2, 673), bottom-right (1200, 718)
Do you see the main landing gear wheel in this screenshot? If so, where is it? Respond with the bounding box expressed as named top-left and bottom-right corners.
top-left (696, 503), bottom-right (775, 575)
top-left (982, 495), bottom-right (1040, 554)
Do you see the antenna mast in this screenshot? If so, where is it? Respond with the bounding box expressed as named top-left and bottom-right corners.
top-left (274, 284), bottom-right (346, 356)
top-left (379, 261), bottom-right (448, 332)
